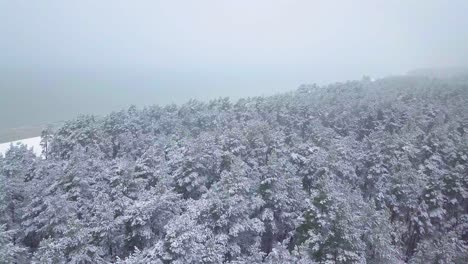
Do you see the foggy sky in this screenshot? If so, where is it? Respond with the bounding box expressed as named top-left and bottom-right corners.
top-left (1, 0), bottom-right (468, 132)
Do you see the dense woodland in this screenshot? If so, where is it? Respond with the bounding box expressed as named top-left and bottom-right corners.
top-left (1, 75), bottom-right (467, 263)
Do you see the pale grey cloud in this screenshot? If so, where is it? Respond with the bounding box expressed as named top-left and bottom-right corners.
top-left (0, 0), bottom-right (467, 131)
top-left (1, 0), bottom-right (467, 72)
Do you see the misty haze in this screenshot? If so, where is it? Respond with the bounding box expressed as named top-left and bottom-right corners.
top-left (1, 1), bottom-right (467, 263)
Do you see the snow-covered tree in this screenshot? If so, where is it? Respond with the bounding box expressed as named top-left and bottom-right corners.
top-left (1, 74), bottom-right (467, 263)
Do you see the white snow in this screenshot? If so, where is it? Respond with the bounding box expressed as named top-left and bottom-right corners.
top-left (0, 136), bottom-right (42, 156)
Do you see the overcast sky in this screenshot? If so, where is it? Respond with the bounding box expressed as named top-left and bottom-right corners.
top-left (2, 0), bottom-right (467, 72)
top-left (1, 0), bottom-right (467, 130)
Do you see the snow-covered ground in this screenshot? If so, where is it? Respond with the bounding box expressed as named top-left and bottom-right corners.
top-left (0, 136), bottom-right (42, 156)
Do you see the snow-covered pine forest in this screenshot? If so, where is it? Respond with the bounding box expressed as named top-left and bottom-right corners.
top-left (1, 75), bottom-right (467, 264)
